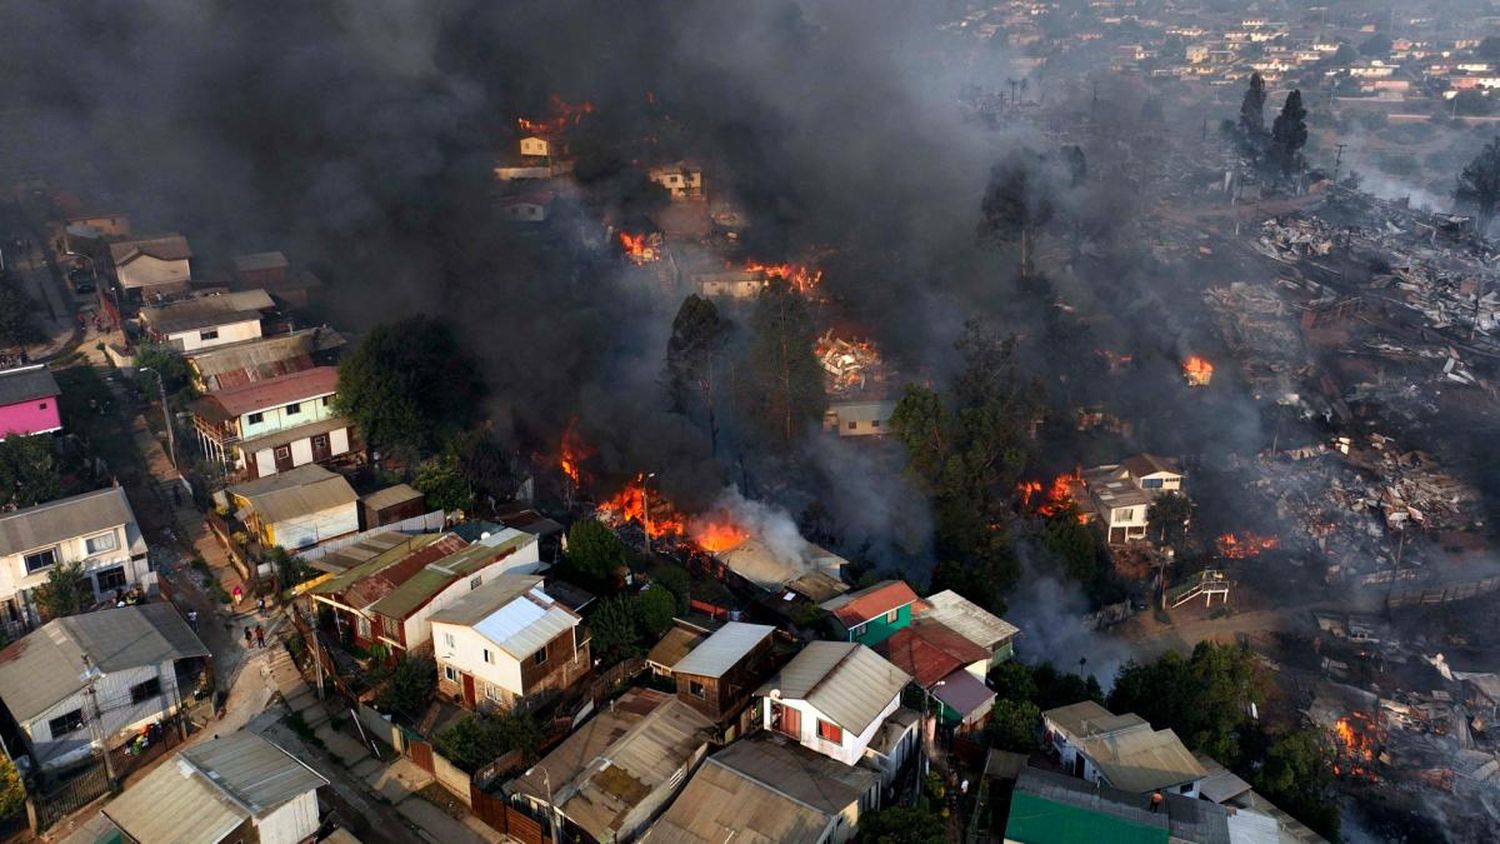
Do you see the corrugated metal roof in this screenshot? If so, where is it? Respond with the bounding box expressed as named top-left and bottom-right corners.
top-left (715, 539), bottom-right (801, 590)
top-left (0, 486), bottom-right (137, 557)
top-left (509, 690), bottom-right (714, 842)
top-left (103, 732), bottom-right (326, 843)
top-left (1043, 701), bottom-right (1146, 740)
top-left (1006, 771), bottom-right (1170, 844)
top-left (429, 574), bottom-right (580, 658)
top-left (360, 483), bottom-right (423, 512)
top-left (0, 604), bottom-right (208, 723)
top-left (194, 366), bottom-right (338, 421)
top-left (369, 534), bottom-right (537, 620)
top-left (644, 733), bottom-right (877, 844)
top-left (308, 533), bottom-right (451, 599)
top-left (1195, 753), bottom-right (1253, 804)
top-left (819, 580), bottom-right (918, 627)
top-left (308, 531), bottom-right (428, 576)
top-left (1081, 726), bottom-right (1207, 794)
top-left (229, 464), bottom-right (356, 525)
top-left (186, 328), bottom-right (337, 381)
top-left (879, 620), bottom-right (992, 687)
top-left (140, 291), bottom-right (272, 334)
top-left (646, 625), bottom-right (706, 671)
top-left (756, 641), bottom-right (909, 736)
top-left (109, 234), bottom-right (191, 267)
top-left (0, 364), bottom-right (59, 407)
top-left (232, 252), bottom-right (289, 272)
top-left (670, 622), bottom-right (773, 679)
top-left (932, 668), bottom-right (995, 721)
top-left (921, 589), bottom-right (1020, 651)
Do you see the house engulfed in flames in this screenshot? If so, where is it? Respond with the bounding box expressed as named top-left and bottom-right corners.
top-left (1183, 355), bottom-right (1214, 387)
top-left (619, 231), bottom-right (663, 265)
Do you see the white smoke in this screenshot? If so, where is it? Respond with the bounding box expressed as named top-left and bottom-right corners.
top-left (1005, 562), bottom-right (1136, 690)
top-left (708, 486), bottom-right (811, 566)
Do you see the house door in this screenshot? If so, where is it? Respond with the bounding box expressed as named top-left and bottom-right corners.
top-left (772, 702), bottom-right (800, 738)
top-left (311, 434), bottom-right (331, 462)
top-left (1073, 754), bottom-right (1085, 778)
top-left (463, 673), bottom-right (477, 708)
top-left (274, 445), bottom-right (294, 472)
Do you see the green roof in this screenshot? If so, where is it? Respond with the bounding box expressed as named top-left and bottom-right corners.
top-left (307, 533), bottom-right (448, 598)
top-left (368, 532), bottom-right (533, 620)
top-left (1004, 792), bottom-right (1169, 844)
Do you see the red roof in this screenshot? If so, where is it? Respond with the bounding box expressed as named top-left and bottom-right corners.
top-left (198, 366), bottom-right (338, 419)
top-left (341, 535), bottom-right (470, 610)
top-left (878, 620), bottom-right (991, 687)
top-left (824, 580), bottom-right (919, 627)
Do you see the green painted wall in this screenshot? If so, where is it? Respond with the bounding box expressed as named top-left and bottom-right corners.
top-left (836, 603), bottom-right (911, 646)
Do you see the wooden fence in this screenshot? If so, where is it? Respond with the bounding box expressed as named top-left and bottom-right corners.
top-left (1388, 575), bottom-right (1500, 609)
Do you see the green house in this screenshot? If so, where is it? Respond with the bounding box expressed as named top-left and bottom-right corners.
top-left (819, 580), bottom-right (919, 647)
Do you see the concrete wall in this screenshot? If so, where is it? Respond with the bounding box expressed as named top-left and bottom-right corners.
top-left (167, 319), bottom-right (261, 353)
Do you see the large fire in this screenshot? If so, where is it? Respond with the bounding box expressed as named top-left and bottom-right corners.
top-left (1330, 713), bottom-right (1381, 780)
top-left (1182, 355), bottom-right (1214, 386)
top-left (690, 516), bottom-right (750, 553)
top-left (745, 261), bottom-right (822, 295)
top-left (559, 421), bottom-right (593, 486)
top-left (596, 477), bottom-right (750, 554)
top-left (815, 331), bottom-right (880, 395)
top-left (517, 95), bottom-right (596, 136)
top-left (1216, 532), bottom-right (1280, 559)
top-left (1019, 471), bottom-right (1087, 522)
top-left (619, 231), bottom-right (662, 264)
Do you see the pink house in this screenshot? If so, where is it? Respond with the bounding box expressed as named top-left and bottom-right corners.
top-left (0, 365), bottom-right (62, 438)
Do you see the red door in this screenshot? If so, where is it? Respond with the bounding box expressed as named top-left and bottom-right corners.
top-left (773, 703), bottom-right (800, 738)
top-left (463, 673), bottom-right (477, 708)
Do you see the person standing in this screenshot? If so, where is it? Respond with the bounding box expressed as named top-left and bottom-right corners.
top-left (244, 627), bottom-right (253, 649)
top-left (254, 625), bottom-right (265, 649)
top-left (232, 585), bottom-right (243, 607)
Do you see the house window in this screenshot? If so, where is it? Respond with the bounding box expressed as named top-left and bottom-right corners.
top-left (24, 548), bottom-right (57, 574)
top-left (885, 609), bottom-right (900, 623)
top-left (85, 532), bottom-right (118, 555)
top-left (847, 421), bottom-right (857, 430)
top-left (534, 650), bottom-right (547, 666)
top-left (444, 666), bottom-right (458, 683)
top-left (322, 396), bottom-right (331, 407)
top-left (247, 412), bottom-right (265, 425)
top-left (469, 576), bottom-right (482, 590)
top-left (286, 402), bottom-right (302, 415)
top-left (356, 617), bottom-right (371, 639)
top-left (444, 632), bottom-right (455, 648)
top-left (817, 719), bottom-right (843, 744)
top-left (199, 329), bottom-right (219, 342)
top-left (1118, 508), bottom-right (1134, 522)
top-left (312, 434), bottom-right (329, 450)
top-left (47, 709), bottom-right (85, 738)
top-left (95, 566), bottom-right (127, 594)
top-left (38, 402), bottom-right (47, 410)
top-left (689, 680), bottom-right (706, 699)
top-left (1142, 478), bottom-right (1164, 489)
top-left (871, 419), bottom-right (881, 428)
top-left (486, 684), bottom-right (503, 701)
top-left (130, 677), bottom-right (162, 704)
top-left (1180, 783), bottom-right (1194, 794)
top-left (483, 649), bottom-right (493, 664)
top-left (274, 446), bottom-right (291, 461)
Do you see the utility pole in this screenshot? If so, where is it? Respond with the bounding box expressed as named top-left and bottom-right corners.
top-left (1332, 143), bottom-right (1347, 187)
top-left (140, 367), bottom-right (176, 470)
top-left (81, 656), bottom-right (118, 791)
top-left (641, 472), bottom-right (656, 558)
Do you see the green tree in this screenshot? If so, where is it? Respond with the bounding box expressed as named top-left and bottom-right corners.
top-left (135, 342), bottom-right (193, 395)
top-left (0, 434), bottom-right (61, 508)
top-left (978, 149), bottom-right (1057, 278)
top-left (266, 546), bottom-right (311, 590)
top-left (433, 710), bottom-right (541, 773)
top-left (743, 281), bottom-right (824, 448)
top-left (565, 518), bottom-right (628, 586)
top-left (1359, 33), bottom-right (1393, 56)
top-left (989, 699), bottom-right (1041, 753)
top-left (1146, 491), bottom-right (1195, 547)
top-left (1255, 728), bottom-right (1341, 840)
top-left (665, 294), bottom-right (732, 455)
top-left (334, 315), bottom-right (486, 457)
top-left (0, 754), bottom-right (22, 822)
top-left (635, 585), bottom-right (677, 636)
top-left (649, 565), bottom-right (691, 614)
top-left (989, 660), bottom-right (1039, 703)
top-left (451, 428), bottom-right (520, 507)
top-left (857, 805), bottom-right (946, 844)
top-left (1041, 511), bottom-right (1107, 599)
top-left (1109, 642), bottom-right (1267, 765)
top-left (1456, 136), bottom-right (1500, 233)
top-left (1453, 90), bottom-right (1493, 117)
top-left (1270, 90), bottom-right (1309, 176)
top-left (588, 596), bottom-right (644, 666)
top-left (33, 560), bottom-right (90, 619)
top-left (1239, 72), bottom-right (1268, 142)
top-left (374, 654), bottom-right (437, 720)
top-left (412, 453), bottom-right (473, 513)
top-left (0, 280), bottom-right (42, 349)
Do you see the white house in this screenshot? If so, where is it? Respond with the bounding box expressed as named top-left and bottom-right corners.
top-left (823, 400), bottom-right (898, 437)
top-left (109, 234), bottom-right (193, 296)
top-left (138, 290), bottom-right (273, 352)
top-left (102, 731), bottom-right (327, 844)
top-left (0, 604), bottom-right (208, 771)
top-left (191, 366), bottom-right (352, 479)
top-left (648, 161), bottom-right (704, 199)
top-left (519, 135), bottom-right (552, 157)
top-left (1042, 700), bottom-right (1207, 798)
top-left (1081, 454), bottom-right (1185, 544)
top-left (428, 572), bottom-right (588, 710)
top-left (0, 486), bottom-right (151, 635)
top-left (757, 641), bottom-right (911, 768)
top-left (225, 464), bottom-right (359, 552)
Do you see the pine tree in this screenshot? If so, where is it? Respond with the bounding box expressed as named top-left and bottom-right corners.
top-left (1456, 136), bottom-right (1500, 235)
top-left (1270, 90), bottom-right (1308, 176)
top-left (1238, 72), bottom-right (1267, 141)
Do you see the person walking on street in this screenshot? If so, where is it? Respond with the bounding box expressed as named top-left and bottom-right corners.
top-left (244, 627), bottom-right (254, 649)
top-left (254, 625), bottom-right (265, 649)
top-left (257, 596), bottom-right (266, 614)
top-left (187, 609), bottom-right (198, 632)
top-left (232, 585), bottom-right (243, 606)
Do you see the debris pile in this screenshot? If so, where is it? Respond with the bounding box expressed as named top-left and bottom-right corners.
top-left (815, 330), bottom-right (885, 396)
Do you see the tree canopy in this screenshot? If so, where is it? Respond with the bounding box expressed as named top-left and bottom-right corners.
top-left (0, 434), bottom-right (61, 509)
top-left (1269, 90), bottom-right (1308, 176)
top-left (979, 149), bottom-right (1059, 278)
top-left (742, 280), bottom-right (824, 448)
top-left (433, 710), bottom-right (541, 773)
top-left (0, 279), bottom-right (42, 349)
top-left (374, 654), bottom-right (437, 721)
top-left (334, 315), bottom-right (486, 457)
top-left (666, 294), bottom-right (731, 454)
top-left (1109, 641), bottom-right (1266, 766)
top-left (34, 561), bottom-right (91, 620)
top-left (1146, 491), bottom-right (1194, 547)
top-left (564, 518), bottom-right (628, 586)
top-left (857, 805), bottom-right (946, 844)
top-left (412, 453), bottom-right (473, 513)
top-left (1238, 72), bottom-right (1267, 142)
top-left (1456, 136), bottom-right (1500, 234)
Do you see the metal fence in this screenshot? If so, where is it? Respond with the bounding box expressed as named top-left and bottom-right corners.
top-left (26, 762), bottom-right (110, 832)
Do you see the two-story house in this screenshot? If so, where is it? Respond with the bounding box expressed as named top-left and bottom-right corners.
top-left (429, 573), bottom-right (588, 710)
top-left (918, 589), bottom-right (1020, 669)
top-left (191, 366), bottom-right (352, 479)
top-left (758, 641), bottom-right (912, 768)
top-left (0, 364), bottom-right (62, 438)
top-left (109, 234), bottom-right (193, 298)
top-left (184, 327), bottom-right (345, 393)
top-left (819, 580), bottom-right (919, 647)
top-left (0, 486), bottom-right (151, 635)
top-left (0, 604), bottom-right (208, 771)
top-left (1081, 454), bottom-right (1185, 544)
top-left (1042, 700), bottom-right (1207, 798)
top-left (102, 730), bottom-right (327, 844)
top-left (879, 620), bottom-right (996, 731)
top-left (224, 464), bottom-right (359, 552)
top-left (647, 161), bottom-right (704, 199)
top-left (670, 621), bottom-right (777, 741)
top-left (138, 290), bottom-right (275, 352)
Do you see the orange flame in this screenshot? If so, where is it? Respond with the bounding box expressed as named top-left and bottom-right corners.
top-left (618, 231), bottom-right (660, 264)
top-left (597, 476), bottom-right (686, 539)
top-left (690, 517), bottom-right (750, 552)
top-left (559, 420), bottom-right (593, 485)
top-left (1182, 355), bottom-right (1214, 386)
top-left (745, 261), bottom-right (822, 295)
top-left (1019, 470), bottom-right (1084, 518)
top-left (517, 95), bottom-right (595, 137)
top-left (1330, 713), bottom-right (1380, 780)
top-left (1216, 532), bottom-right (1279, 559)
